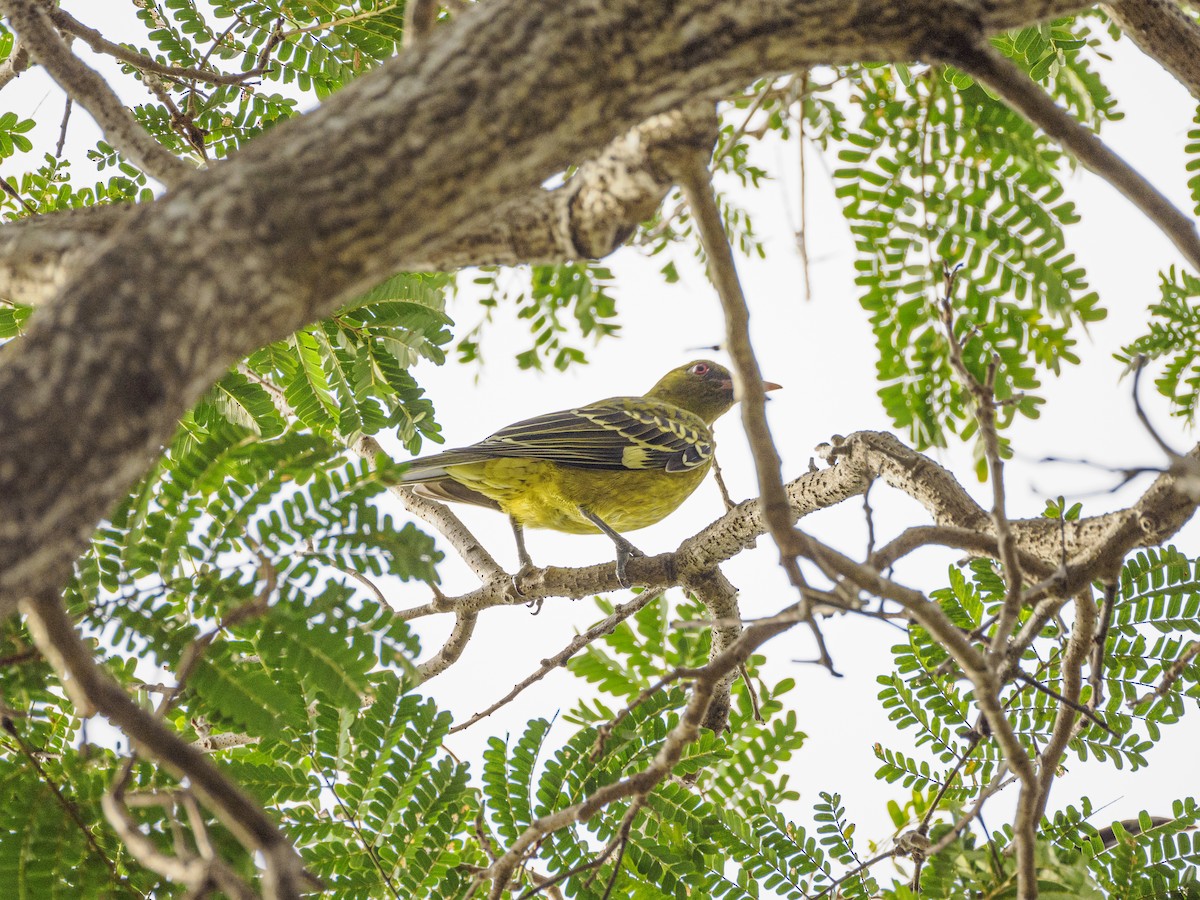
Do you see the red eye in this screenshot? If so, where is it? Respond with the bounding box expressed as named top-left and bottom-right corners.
top-left (689, 363), bottom-right (709, 377)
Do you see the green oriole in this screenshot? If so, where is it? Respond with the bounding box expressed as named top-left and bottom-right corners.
top-left (401, 360), bottom-right (780, 585)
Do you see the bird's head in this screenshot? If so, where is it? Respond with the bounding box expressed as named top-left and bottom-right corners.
top-left (646, 360), bottom-right (781, 424)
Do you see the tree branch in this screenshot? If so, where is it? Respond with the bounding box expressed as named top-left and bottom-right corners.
top-left (0, 0), bottom-right (195, 187)
top-left (1106, 0), bottom-right (1200, 101)
top-left (0, 204), bottom-right (136, 306)
top-left (18, 591), bottom-right (311, 899)
top-left (0, 105), bottom-right (714, 308)
top-left (672, 144), bottom-right (798, 564)
top-left (943, 39), bottom-right (1200, 273)
top-left (1032, 589), bottom-right (1097, 822)
top-left (397, 430), bottom-right (1199, 679)
top-left (0, 34), bottom-right (30, 89)
top-left (46, 5), bottom-right (278, 88)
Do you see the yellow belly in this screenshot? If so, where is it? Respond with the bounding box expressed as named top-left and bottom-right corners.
top-left (444, 459), bottom-right (709, 533)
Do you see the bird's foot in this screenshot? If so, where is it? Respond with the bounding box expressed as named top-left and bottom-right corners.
top-left (509, 561), bottom-right (537, 597)
top-left (510, 562), bottom-right (544, 612)
top-left (614, 541), bottom-right (645, 590)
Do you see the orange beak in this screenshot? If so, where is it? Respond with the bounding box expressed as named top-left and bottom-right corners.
top-left (763, 381), bottom-right (782, 392)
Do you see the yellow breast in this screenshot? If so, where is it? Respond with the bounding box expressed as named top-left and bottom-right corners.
top-left (443, 458), bottom-right (710, 534)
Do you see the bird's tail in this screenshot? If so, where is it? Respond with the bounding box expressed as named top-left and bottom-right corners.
top-left (399, 453), bottom-right (503, 510)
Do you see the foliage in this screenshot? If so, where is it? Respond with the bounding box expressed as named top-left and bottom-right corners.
top-left (2, 1), bottom-right (1199, 898)
top-left (1119, 267), bottom-right (1200, 423)
top-left (456, 262), bottom-right (621, 371)
top-left (832, 28), bottom-right (1112, 450)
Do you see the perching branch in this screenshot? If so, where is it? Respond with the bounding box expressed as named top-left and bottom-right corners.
top-left (398, 430), bottom-right (1200, 667)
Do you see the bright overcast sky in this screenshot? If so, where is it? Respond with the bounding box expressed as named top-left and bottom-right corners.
top-left (5, 3), bottom-right (1199, 870)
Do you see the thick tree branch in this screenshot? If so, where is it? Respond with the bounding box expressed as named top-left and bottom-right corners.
top-left (0, 106), bottom-right (716, 307)
top-left (1106, 0), bottom-right (1200, 101)
top-left (0, 0), bottom-right (195, 187)
top-left (0, 204), bottom-right (136, 305)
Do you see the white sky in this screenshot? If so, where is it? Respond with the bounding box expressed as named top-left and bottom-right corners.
top-left (4, 4), bottom-right (1199, 882)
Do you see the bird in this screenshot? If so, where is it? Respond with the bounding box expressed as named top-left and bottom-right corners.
top-left (400, 360), bottom-right (781, 587)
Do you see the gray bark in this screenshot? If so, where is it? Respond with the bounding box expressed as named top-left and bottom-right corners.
top-left (1107, 0), bottom-right (1200, 101)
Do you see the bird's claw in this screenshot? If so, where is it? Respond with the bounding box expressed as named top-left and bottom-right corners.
top-left (614, 542), bottom-right (645, 590)
top-left (510, 562), bottom-right (546, 612)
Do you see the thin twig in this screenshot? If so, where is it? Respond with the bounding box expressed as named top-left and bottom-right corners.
top-left (1130, 639), bottom-right (1200, 710)
top-left (55, 96), bottom-right (72, 158)
top-left (592, 666), bottom-right (704, 761)
top-left (812, 849), bottom-right (898, 900)
top-left (672, 144), bottom-right (801, 577)
top-left (862, 479), bottom-right (876, 558)
top-left (1012, 668), bottom-right (1114, 736)
top-left (926, 770), bottom-right (1019, 857)
top-left (711, 454), bottom-right (736, 511)
top-left (48, 6), bottom-right (280, 87)
top-left (794, 69), bottom-right (813, 300)
top-left (448, 592), bottom-right (660, 734)
top-left (309, 751), bottom-right (403, 899)
top-left (1088, 581), bottom-right (1117, 710)
top-left (738, 663), bottom-right (763, 721)
top-left (918, 733), bottom-right (982, 834)
top-left (1033, 589), bottom-right (1098, 824)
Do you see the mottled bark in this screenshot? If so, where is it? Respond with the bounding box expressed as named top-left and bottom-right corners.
top-left (0, 205), bottom-right (136, 306)
top-left (1107, 0), bottom-right (1200, 101)
top-left (0, 107), bottom-right (716, 307)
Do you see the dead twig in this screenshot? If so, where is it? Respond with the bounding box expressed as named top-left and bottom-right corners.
top-left (449, 592), bottom-right (661, 734)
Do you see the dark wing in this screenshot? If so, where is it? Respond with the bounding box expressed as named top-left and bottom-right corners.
top-left (401, 398), bottom-right (713, 478)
